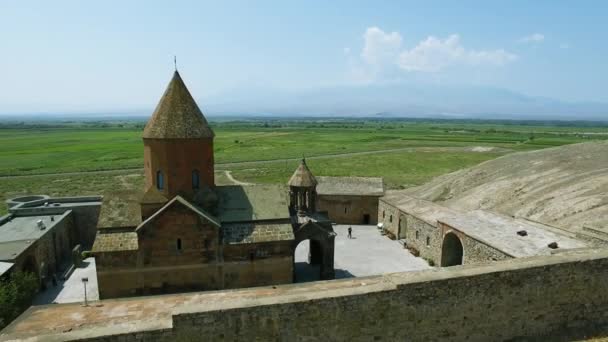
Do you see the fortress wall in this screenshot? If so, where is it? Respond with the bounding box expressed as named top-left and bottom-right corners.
top-left (169, 249), bottom-right (608, 341)
top-left (7, 249), bottom-right (608, 341)
top-left (76, 249), bottom-right (608, 342)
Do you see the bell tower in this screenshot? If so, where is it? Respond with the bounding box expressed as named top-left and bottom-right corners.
top-left (288, 158), bottom-right (317, 216)
top-left (142, 70), bottom-right (215, 201)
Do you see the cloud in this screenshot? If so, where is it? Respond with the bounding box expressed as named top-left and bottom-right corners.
top-left (352, 27), bottom-right (517, 76)
top-left (519, 33), bottom-right (545, 43)
top-left (361, 27), bottom-right (403, 65)
top-left (559, 43), bottom-right (570, 49)
top-left (398, 34), bottom-right (518, 72)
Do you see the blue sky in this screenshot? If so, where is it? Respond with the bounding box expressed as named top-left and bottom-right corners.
top-left (1, 0), bottom-right (607, 114)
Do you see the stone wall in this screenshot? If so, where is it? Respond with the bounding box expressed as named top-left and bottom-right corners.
top-left (13, 211), bottom-right (74, 281)
top-left (402, 213), bottom-right (442, 263)
top-left (56, 249), bottom-right (608, 342)
top-left (96, 257), bottom-right (292, 299)
top-left (377, 200), bottom-right (401, 238)
top-left (317, 195), bottom-right (379, 224)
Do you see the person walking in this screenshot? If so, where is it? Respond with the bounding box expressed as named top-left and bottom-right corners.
top-left (348, 226), bottom-right (352, 239)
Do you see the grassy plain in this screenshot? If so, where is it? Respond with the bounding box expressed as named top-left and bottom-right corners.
top-left (0, 118), bottom-right (607, 216)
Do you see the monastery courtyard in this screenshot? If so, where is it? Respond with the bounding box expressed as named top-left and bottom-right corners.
top-left (295, 224), bottom-right (430, 282)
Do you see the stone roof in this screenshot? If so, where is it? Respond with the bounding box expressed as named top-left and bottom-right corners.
top-left (97, 192), bottom-right (142, 229)
top-left (136, 196), bottom-right (220, 232)
top-left (142, 71), bottom-right (215, 139)
top-left (288, 159), bottom-right (317, 187)
top-left (140, 187), bottom-right (168, 204)
top-left (316, 176), bottom-right (384, 196)
top-left (92, 231), bottom-right (138, 253)
top-left (381, 192), bottom-right (458, 226)
top-left (439, 210), bottom-right (587, 258)
top-left (216, 185), bottom-right (290, 223)
top-left (222, 222), bottom-right (294, 244)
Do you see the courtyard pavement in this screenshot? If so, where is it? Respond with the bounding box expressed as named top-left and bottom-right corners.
top-left (295, 224), bottom-right (430, 282)
top-left (33, 257), bottom-right (99, 305)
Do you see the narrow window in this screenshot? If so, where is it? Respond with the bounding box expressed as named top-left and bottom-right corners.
top-left (389, 215), bottom-right (393, 223)
top-left (156, 170), bottom-right (164, 190)
top-left (426, 236), bottom-right (430, 246)
top-left (382, 210), bottom-right (385, 218)
top-left (192, 170), bottom-right (200, 190)
top-left (416, 231), bottom-right (420, 240)
top-left (176, 238), bottom-right (182, 251)
top-left (344, 207), bottom-right (348, 214)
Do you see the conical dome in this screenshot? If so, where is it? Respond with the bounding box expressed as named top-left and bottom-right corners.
top-left (288, 158), bottom-right (317, 187)
top-left (143, 71), bottom-right (215, 139)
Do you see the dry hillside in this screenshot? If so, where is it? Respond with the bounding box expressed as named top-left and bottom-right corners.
top-left (404, 141), bottom-right (608, 233)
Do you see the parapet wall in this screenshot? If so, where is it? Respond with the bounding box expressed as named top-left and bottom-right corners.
top-left (169, 249), bottom-right (608, 341)
top-left (12, 248), bottom-right (604, 342)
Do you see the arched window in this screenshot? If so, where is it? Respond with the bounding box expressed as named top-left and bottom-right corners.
top-left (156, 170), bottom-right (164, 190)
top-left (192, 170), bottom-right (200, 190)
top-left (176, 238), bottom-right (182, 251)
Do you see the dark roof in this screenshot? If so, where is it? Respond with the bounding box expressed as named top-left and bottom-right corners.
top-left (222, 222), bottom-right (294, 244)
top-left (288, 159), bottom-right (317, 187)
top-left (216, 185), bottom-right (290, 222)
top-left (316, 177), bottom-right (384, 196)
top-left (92, 231), bottom-right (138, 252)
top-left (143, 71), bottom-right (215, 139)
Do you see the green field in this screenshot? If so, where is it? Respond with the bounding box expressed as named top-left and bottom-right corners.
top-left (0, 118), bottom-right (607, 216)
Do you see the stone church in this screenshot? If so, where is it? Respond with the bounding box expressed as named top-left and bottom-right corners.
top-left (92, 71), bottom-right (336, 299)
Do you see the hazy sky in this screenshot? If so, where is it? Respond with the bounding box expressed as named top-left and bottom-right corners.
top-left (1, 0), bottom-right (607, 114)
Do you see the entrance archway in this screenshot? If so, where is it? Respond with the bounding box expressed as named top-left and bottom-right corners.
top-left (294, 239), bottom-right (323, 282)
top-left (441, 233), bottom-right (463, 267)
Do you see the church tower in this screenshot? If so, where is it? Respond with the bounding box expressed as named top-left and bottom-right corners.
top-left (288, 158), bottom-right (317, 216)
top-left (142, 70), bottom-right (215, 201)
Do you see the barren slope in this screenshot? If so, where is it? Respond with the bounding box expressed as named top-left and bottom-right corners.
top-left (404, 141), bottom-right (608, 232)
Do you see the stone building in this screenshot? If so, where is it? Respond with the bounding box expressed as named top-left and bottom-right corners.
top-left (92, 70), bottom-right (335, 299)
top-left (378, 192), bottom-right (587, 266)
top-left (0, 195), bottom-right (102, 283)
top-left (316, 176), bottom-right (384, 224)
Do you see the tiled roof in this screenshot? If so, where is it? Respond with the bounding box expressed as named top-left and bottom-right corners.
top-left (216, 185), bottom-right (290, 222)
top-left (316, 176), bottom-right (384, 196)
top-left (222, 222), bottom-right (294, 244)
top-left (142, 71), bottom-right (215, 139)
top-left (92, 231), bottom-right (138, 252)
top-left (288, 159), bottom-right (317, 187)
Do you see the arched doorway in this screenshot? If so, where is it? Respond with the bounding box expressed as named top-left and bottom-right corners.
top-left (293, 239), bottom-right (323, 282)
top-left (441, 233), bottom-right (463, 267)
